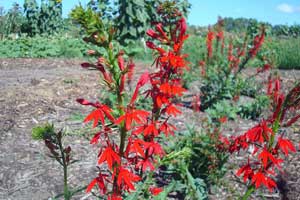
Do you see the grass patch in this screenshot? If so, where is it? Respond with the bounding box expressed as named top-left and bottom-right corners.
top-left (270, 37), bottom-right (300, 69)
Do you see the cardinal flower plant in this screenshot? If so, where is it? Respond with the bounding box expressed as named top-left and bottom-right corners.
top-left (75, 7), bottom-right (189, 199)
top-left (226, 78), bottom-right (300, 199)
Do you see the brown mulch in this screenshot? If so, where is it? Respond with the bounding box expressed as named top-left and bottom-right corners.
top-left (0, 58), bottom-right (299, 200)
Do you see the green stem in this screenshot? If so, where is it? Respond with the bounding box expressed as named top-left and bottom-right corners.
top-left (241, 185), bottom-right (255, 200)
top-left (57, 134), bottom-right (71, 200)
top-left (63, 166), bottom-right (70, 200)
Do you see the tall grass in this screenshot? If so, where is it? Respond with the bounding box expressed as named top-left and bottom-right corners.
top-left (269, 37), bottom-right (300, 69)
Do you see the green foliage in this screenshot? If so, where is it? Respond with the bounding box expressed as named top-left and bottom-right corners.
top-left (183, 35), bottom-right (206, 65)
top-left (116, 0), bottom-right (150, 46)
top-left (272, 24), bottom-right (300, 38)
top-left (238, 95), bottom-right (270, 120)
top-left (206, 100), bottom-right (238, 122)
top-left (23, 0), bottom-right (39, 36)
top-left (32, 123), bottom-right (55, 140)
top-left (0, 36), bottom-right (91, 58)
top-left (159, 126), bottom-right (229, 199)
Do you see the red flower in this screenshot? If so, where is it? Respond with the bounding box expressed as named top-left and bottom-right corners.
top-left (128, 139), bottom-right (146, 157)
top-left (86, 172), bottom-right (109, 194)
top-left (117, 168), bottom-right (141, 191)
top-left (258, 148), bottom-right (282, 169)
top-left (155, 23), bottom-right (168, 40)
top-left (159, 121), bottom-right (176, 137)
top-left (147, 29), bottom-right (160, 40)
top-left (236, 162), bottom-right (254, 182)
top-left (130, 72), bottom-right (150, 105)
top-left (277, 137), bottom-right (296, 156)
top-left (219, 116), bottom-right (227, 124)
top-left (159, 83), bottom-right (186, 96)
top-left (164, 104), bottom-right (181, 117)
top-left (251, 171), bottom-right (276, 191)
top-left (115, 108), bottom-right (149, 131)
top-left (146, 141), bottom-right (165, 157)
top-left (77, 99), bottom-right (115, 128)
top-left (98, 146), bottom-right (121, 170)
top-left (149, 186), bottom-right (163, 196)
top-left (136, 157), bottom-right (155, 172)
top-left (108, 195), bottom-right (122, 200)
top-left (245, 121), bottom-right (273, 143)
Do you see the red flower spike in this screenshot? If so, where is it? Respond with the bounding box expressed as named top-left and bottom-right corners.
top-left (120, 74), bottom-right (125, 93)
top-left (206, 28), bottom-right (214, 59)
top-left (277, 137), bottom-right (296, 156)
top-left (117, 168), bottom-right (141, 191)
top-left (90, 132), bottom-right (101, 144)
top-left (245, 121), bottom-right (272, 143)
top-left (77, 99), bottom-right (115, 127)
top-left (249, 30), bottom-right (265, 58)
top-left (98, 146), bottom-right (121, 170)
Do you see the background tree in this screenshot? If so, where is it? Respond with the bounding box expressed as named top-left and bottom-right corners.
top-left (23, 0), bottom-right (62, 36)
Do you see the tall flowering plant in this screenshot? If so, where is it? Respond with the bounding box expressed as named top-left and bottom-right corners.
top-left (199, 18), bottom-right (270, 111)
top-left (228, 79), bottom-right (300, 199)
top-left (74, 6), bottom-right (189, 199)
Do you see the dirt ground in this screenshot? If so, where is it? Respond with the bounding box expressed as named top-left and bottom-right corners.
top-left (0, 58), bottom-right (300, 200)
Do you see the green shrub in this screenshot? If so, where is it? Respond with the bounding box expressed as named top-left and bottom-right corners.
top-left (0, 35), bottom-right (91, 58)
top-left (160, 126), bottom-right (228, 199)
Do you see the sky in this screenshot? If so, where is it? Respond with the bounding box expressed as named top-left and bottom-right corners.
top-left (1, 0), bottom-right (300, 26)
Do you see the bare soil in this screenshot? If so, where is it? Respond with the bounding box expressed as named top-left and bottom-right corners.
top-left (0, 58), bottom-right (299, 200)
